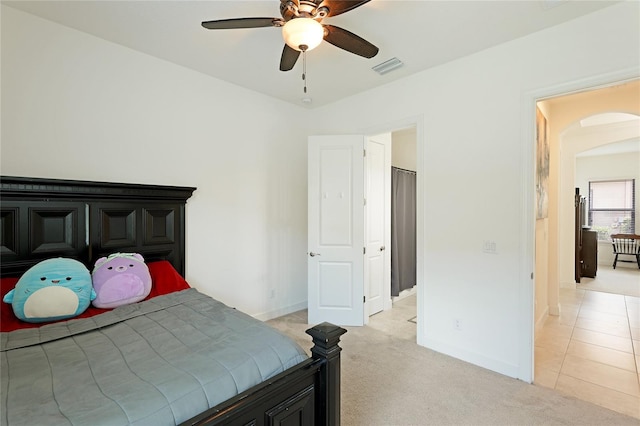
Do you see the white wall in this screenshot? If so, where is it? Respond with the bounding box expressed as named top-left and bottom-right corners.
top-left (1, 5), bottom-right (310, 320)
top-left (303, 1), bottom-right (640, 379)
top-left (392, 127), bottom-right (417, 171)
top-left (576, 150), bottom-right (640, 268)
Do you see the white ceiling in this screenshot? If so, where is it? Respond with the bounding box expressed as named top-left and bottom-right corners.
top-left (576, 138), bottom-right (640, 157)
top-left (579, 113), bottom-right (640, 156)
top-left (3, 0), bottom-right (620, 108)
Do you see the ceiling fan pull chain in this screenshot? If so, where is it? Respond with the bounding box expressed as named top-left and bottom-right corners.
top-left (302, 50), bottom-right (307, 93)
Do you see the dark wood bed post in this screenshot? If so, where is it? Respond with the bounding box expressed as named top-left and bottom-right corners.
top-left (306, 322), bottom-right (347, 425)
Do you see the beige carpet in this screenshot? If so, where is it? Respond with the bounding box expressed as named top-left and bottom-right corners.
top-left (578, 265), bottom-right (640, 297)
top-left (268, 300), bottom-right (638, 426)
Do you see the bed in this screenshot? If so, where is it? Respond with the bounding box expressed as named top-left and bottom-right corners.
top-left (0, 176), bottom-right (346, 426)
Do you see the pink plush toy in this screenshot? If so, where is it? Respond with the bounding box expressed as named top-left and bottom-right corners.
top-left (91, 253), bottom-right (152, 309)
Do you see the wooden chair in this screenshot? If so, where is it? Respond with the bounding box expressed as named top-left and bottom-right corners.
top-left (610, 233), bottom-right (640, 269)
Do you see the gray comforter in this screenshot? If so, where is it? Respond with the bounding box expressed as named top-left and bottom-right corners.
top-left (0, 289), bottom-right (308, 426)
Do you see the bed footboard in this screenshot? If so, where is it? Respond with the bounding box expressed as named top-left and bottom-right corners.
top-left (182, 322), bottom-right (347, 426)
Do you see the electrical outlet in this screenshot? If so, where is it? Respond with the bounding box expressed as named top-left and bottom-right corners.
top-left (453, 318), bottom-right (462, 331)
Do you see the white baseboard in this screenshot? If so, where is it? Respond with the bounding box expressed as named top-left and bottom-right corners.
top-left (560, 281), bottom-right (576, 289)
top-left (423, 337), bottom-right (520, 380)
top-left (392, 286), bottom-right (416, 303)
top-left (254, 301), bottom-right (307, 322)
top-left (549, 304), bottom-right (561, 316)
top-left (534, 307), bottom-right (549, 339)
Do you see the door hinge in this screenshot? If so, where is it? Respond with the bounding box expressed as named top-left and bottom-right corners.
top-left (364, 198), bottom-right (366, 206)
top-left (363, 149), bottom-right (366, 157)
top-left (363, 296), bottom-right (366, 303)
top-left (363, 247), bottom-right (366, 254)
top-left (531, 272), bottom-right (534, 279)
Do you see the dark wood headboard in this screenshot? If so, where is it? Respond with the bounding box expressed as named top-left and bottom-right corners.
top-left (0, 176), bottom-right (196, 277)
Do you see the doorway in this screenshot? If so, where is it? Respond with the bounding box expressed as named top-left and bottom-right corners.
top-left (366, 127), bottom-right (418, 317)
top-left (306, 117), bottom-right (424, 337)
top-left (389, 127), bottom-right (418, 305)
top-left (532, 79), bottom-right (640, 416)
top-left (365, 125), bottom-right (418, 341)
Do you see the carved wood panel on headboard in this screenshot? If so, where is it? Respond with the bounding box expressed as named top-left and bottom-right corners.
top-left (0, 176), bottom-right (196, 277)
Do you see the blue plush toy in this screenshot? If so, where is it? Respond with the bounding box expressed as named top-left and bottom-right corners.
top-left (2, 258), bottom-right (96, 323)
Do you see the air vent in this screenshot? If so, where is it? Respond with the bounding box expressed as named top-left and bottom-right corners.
top-left (372, 57), bottom-right (403, 75)
top-left (541, 0), bottom-right (567, 10)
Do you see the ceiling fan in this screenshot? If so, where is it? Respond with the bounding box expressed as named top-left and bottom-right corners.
top-left (201, 0), bottom-right (379, 72)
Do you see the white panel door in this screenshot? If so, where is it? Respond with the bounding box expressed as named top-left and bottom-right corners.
top-left (308, 135), bottom-right (364, 326)
top-left (365, 134), bottom-right (391, 316)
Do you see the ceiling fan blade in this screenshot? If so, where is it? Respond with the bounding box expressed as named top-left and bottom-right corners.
top-left (323, 25), bottom-right (379, 59)
top-left (201, 17), bottom-right (282, 30)
top-left (280, 44), bottom-right (301, 71)
top-left (320, 0), bottom-right (371, 17)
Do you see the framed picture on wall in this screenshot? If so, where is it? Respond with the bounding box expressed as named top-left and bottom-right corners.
top-left (536, 107), bottom-right (550, 219)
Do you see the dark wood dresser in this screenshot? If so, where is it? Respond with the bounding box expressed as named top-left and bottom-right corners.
top-left (581, 229), bottom-right (598, 278)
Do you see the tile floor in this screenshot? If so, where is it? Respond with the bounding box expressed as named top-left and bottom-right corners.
top-left (534, 282), bottom-right (640, 419)
top-left (366, 291), bottom-right (418, 341)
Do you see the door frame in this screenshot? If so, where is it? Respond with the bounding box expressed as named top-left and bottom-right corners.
top-left (362, 115), bottom-right (425, 345)
top-left (520, 67), bottom-right (639, 383)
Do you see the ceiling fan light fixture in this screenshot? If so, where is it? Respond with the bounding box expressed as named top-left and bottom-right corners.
top-left (282, 18), bottom-right (324, 52)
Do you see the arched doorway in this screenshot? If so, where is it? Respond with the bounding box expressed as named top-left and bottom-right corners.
top-left (533, 80), bottom-right (640, 417)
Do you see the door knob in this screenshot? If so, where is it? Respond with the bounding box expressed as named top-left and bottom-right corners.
top-left (379, 246), bottom-right (386, 251)
top-left (309, 252), bottom-right (321, 257)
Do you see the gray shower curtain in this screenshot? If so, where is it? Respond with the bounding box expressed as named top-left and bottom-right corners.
top-left (391, 167), bottom-right (416, 297)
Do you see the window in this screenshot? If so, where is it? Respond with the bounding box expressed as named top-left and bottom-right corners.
top-left (588, 179), bottom-right (635, 241)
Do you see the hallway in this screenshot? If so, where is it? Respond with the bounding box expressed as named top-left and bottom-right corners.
top-left (534, 274), bottom-right (640, 419)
